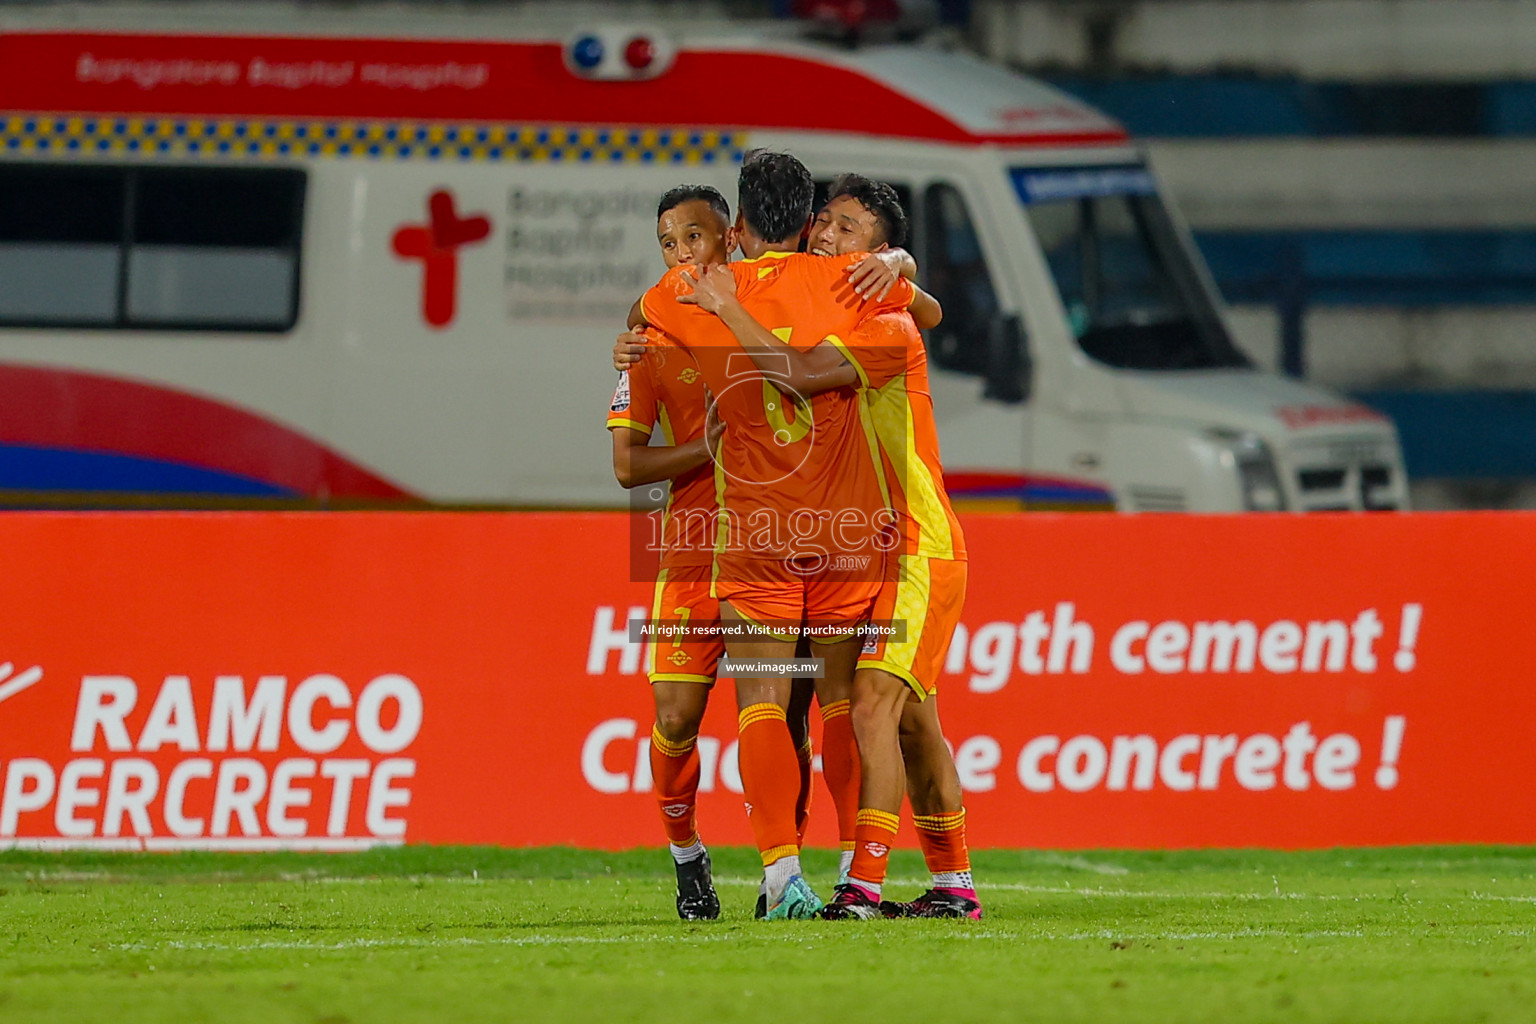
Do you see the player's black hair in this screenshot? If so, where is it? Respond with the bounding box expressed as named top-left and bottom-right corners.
top-left (656, 184), bottom-right (731, 226)
top-left (826, 172), bottom-right (908, 249)
top-left (736, 149), bottom-right (815, 243)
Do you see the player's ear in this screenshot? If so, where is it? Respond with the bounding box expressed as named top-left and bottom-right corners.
top-left (724, 224), bottom-right (739, 255)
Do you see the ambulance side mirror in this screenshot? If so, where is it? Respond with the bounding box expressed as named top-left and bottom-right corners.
top-left (983, 313), bottom-right (1030, 404)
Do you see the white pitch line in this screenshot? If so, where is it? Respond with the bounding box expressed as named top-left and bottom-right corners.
top-left (717, 878), bottom-right (1352, 900)
top-left (115, 930), bottom-right (887, 954)
top-left (0, 837), bottom-right (403, 853)
top-left (950, 883), bottom-right (1349, 900)
top-left (20, 871), bottom-right (1530, 910)
top-left (118, 934), bottom-right (719, 953)
top-left (120, 923), bottom-right (1521, 955)
top-left (1040, 928), bottom-right (1371, 941)
top-left (1471, 893), bottom-right (1536, 903)
top-left (1033, 853), bottom-right (1130, 876)
top-left (258, 878), bottom-right (1468, 902)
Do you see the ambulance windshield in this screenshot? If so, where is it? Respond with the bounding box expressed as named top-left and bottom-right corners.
top-left (1012, 166), bottom-right (1249, 371)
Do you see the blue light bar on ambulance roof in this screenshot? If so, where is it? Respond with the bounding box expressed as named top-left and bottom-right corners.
top-left (563, 27), bottom-right (676, 81)
top-left (1012, 166), bottom-right (1157, 204)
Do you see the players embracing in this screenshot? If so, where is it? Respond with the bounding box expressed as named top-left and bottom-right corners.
top-left (610, 152), bottom-right (980, 921)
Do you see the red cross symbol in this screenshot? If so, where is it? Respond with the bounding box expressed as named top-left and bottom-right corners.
top-left (391, 189), bottom-right (491, 329)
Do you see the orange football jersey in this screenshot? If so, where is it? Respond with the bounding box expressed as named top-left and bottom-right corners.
top-left (834, 312), bottom-right (967, 561)
top-left (606, 329), bottom-right (717, 568)
top-left (640, 252), bottom-right (915, 568)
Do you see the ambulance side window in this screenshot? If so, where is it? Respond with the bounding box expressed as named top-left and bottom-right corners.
top-left (0, 165), bottom-right (124, 325)
top-left (922, 183), bottom-right (999, 376)
top-left (130, 168), bottom-right (305, 330)
top-left (0, 163), bottom-right (304, 332)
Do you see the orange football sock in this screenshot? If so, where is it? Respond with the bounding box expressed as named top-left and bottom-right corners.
top-left (847, 808), bottom-right (901, 895)
top-left (794, 736), bottom-right (814, 846)
top-left (913, 809), bottom-right (972, 876)
top-left (819, 700), bottom-right (860, 856)
top-left (649, 726), bottom-right (701, 848)
top-left (909, 810), bottom-right (970, 872)
top-left (736, 702), bottom-right (802, 867)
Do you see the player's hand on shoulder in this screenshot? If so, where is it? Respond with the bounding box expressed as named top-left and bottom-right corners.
top-left (846, 252), bottom-right (900, 301)
top-left (676, 265), bottom-right (739, 316)
top-left (613, 326), bottom-right (649, 371)
top-left (674, 267), bottom-right (701, 307)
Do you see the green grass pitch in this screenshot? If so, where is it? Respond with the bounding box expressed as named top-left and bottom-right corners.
top-left (1, 845), bottom-right (1532, 1023)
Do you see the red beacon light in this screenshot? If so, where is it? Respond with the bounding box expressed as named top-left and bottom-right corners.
top-left (564, 27), bottom-right (675, 81)
top-left (624, 36), bottom-right (657, 71)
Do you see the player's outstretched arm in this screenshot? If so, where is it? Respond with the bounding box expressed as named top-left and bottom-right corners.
top-left (679, 265), bottom-right (860, 397)
top-left (845, 249), bottom-right (942, 330)
top-left (611, 426), bottom-right (718, 489)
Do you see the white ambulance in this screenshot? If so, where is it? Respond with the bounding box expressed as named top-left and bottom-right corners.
top-left (0, 6), bottom-right (1406, 511)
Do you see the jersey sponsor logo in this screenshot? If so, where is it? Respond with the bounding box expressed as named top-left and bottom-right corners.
top-left (864, 841), bottom-right (890, 858)
top-left (610, 374), bottom-right (631, 412)
top-left (662, 802), bottom-right (690, 818)
top-left (677, 367), bottom-right (700, 385)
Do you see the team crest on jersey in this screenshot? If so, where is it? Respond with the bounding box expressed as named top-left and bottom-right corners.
top-left (610, 374), bottom-right (631, 412)
top-left (864, 842), bottom-right (890, 859)
top-left (677, 367), bottom-right (700, 385)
